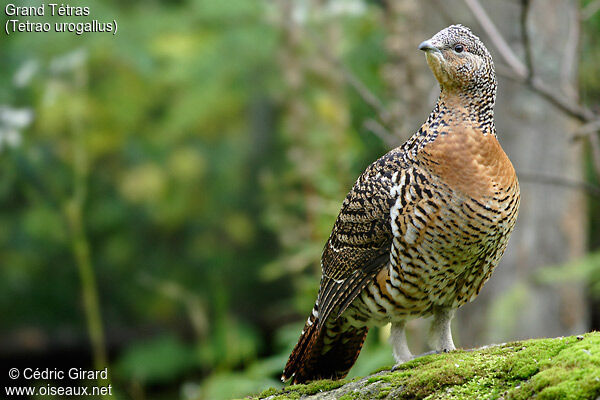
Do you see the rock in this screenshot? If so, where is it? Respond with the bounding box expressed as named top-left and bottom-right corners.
top-left (252, 332), bottom-right (600, 399)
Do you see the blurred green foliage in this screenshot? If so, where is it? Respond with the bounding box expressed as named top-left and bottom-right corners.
top-left (0, 1), bottom-right (390, 398)
top-left (1, 1), bottom-right (599, 399)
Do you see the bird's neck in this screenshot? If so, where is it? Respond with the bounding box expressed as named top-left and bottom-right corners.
top-left (434, 87), bottom-right (496, 136)
top-left (401, 86), bottom-right (497, 157)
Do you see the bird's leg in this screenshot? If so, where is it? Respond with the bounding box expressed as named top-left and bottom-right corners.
top-left (390, 321), bottom-right (413, 370)
top-left (428, 307), bottom-right (456, 352)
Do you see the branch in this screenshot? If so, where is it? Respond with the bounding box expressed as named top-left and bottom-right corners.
top-left (573, 119), bottom-right (600, 139)
top-left (528, 76), bottom-right (595, 123)
top-left (496, 66), bottom-right (595, 123)
top-left (520, 0), bottom-right (534, 81)
top-left (462, 0), bottom-right (527, 78)
top-left (518, 172), bottom-right (600, 198)
top-left (307, 30), bottom-right (393, 130)
top-left (337, 61), bottom-right (392, 127)
top-left (464, 0), bottom-right (597, 123)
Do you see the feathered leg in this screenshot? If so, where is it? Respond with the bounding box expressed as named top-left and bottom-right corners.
top-left (390, 320), bottom-right (413, 367)
top-left (428, 307), bottom-right (456, 352)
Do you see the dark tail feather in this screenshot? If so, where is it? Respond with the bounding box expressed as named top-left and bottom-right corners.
top-left (282, 304), bottom-right (369, 384)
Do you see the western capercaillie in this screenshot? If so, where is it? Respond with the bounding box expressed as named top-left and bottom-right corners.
top-left (282, 25), bottom-right (520, 384)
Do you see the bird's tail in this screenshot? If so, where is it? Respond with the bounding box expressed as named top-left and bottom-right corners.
top-left (282, 303), bottom-right (369, 384)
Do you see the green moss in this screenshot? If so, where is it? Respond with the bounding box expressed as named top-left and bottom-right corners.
top-left (506, 333), bottom-right (600, 400)
top-left (257, 387), bottom-right (279, 398)
top-left (376, 387), bottom-right (391, 398)
top-left (256, 378), bottom-right (348, 399)
top-left (367, 375), bottom-right (392, 384)
top-left (294, 379), bottom-right (348, 395)
top-left (250, 333), bottom-right (600, 399)
top-left (372, 365), bottom-right (394, 374)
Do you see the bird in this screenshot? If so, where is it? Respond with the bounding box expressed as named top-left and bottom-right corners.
top-left (281, 24), bottom-right (520, 384)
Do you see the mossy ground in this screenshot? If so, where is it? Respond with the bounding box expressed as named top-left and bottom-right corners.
top-left (255, 379), bottom-right (349, 399)
top-left (251, 332), bottom-right (600, 400)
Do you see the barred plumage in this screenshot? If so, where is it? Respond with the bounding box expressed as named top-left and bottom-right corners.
top-left (283, 25), bottom-right (520, 384)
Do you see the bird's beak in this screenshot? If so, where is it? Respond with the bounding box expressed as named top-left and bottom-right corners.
top-left (418, 40), bottom-right (440, 53)
top-left (419, 38), bottom-right (446, 84)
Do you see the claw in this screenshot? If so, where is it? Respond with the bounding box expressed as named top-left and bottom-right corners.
top-left (391, 363), bottom-right (403, 372)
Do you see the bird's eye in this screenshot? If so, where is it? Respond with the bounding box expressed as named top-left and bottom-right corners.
top-left (454, 44), bottom-right (464, 53)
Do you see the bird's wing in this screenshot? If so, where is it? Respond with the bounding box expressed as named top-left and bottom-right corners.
top-left (316, 161), bottom-right (398, 329)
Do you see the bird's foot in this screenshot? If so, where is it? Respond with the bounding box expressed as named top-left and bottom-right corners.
top-left (391, 354), bottom-right (415, 371)
top-left (391, 361), bottom-right (409, 372)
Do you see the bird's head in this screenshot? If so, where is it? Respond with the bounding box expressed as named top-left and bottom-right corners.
top-left (419, 25), bottom-right (495, 94)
